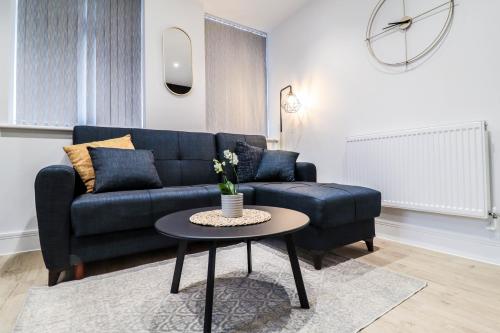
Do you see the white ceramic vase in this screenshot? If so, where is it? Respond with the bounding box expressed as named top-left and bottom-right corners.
top-left (221, 193), bottom-right (243, 218)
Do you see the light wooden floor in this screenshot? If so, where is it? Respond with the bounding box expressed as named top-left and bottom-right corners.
top-left (1, 238), bottom-right (499, 333)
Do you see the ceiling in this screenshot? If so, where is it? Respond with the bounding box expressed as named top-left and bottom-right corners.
top-left (200, 0), bottom-right (313, 33)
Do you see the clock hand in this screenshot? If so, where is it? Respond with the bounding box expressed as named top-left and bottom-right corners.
top-left (387, 19), bottom-right (411, 26)
top-left (365, 24), bottom-right (399, 41)
top-left (382, 24), bottom-right (400, 30)
top-left (383, 19), bottom-right (411, 30)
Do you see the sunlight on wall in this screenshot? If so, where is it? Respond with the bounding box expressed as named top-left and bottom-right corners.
top-left (282, 72), bottom-right (339, 152)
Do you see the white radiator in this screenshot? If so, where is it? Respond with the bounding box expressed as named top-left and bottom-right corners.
top-left (346, 121), bottom-right (490, 219)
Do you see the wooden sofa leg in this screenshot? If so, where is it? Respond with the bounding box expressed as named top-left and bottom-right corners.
top-left (74, 263), bottom-right (85, 280)
top-left (365, 238), bottom-right (374, 252)
top-left (48, 269), bottom-right (62, 287)
top-left (312, 252), bottom-right (325, 270)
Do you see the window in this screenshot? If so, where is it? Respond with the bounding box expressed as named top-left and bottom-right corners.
top-left (205, 16), bottom-right (267, 135)
top-left (15, 0), bottom-right (143, 128)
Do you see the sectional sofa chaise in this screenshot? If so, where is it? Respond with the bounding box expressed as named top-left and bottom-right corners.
top-left (35, 126), bottom-right (381, 286)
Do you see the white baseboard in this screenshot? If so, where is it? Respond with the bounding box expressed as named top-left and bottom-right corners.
top-left (2, 222), bottom-right (499, 267)
top-left (376, 218), bottom-right (500, 266)
top-left (0, 229), bottom-right (40, 255)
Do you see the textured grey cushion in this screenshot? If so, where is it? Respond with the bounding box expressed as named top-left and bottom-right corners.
top-left (234, 141), bottom-right (264, 183)
top-left (215, 133), bottom-right (267, 182)
top-left (255, 150), bottom-right (299, 182)
top-left (88, 147), bottom-right (162, 193)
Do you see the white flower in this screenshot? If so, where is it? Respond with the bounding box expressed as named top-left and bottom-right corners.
top-left (231, 153), bottom-right (239, 165)
top-left (213, 159), bottom-right (223, 173)
top-left (223, 150), bottom-right (239, 165)
top-left (214, 164), bottom-right (223, 173)
top-left (222, 161), bottom-right (226, 166)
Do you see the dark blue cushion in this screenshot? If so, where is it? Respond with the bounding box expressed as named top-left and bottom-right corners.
top-left (88, 147), bottom-right (162, 193)
top-left (255, 150), bottom-right (299, 182)
top-left (234, 141), bottom-right (264, 183)
top-left (215, 133), bottom-right (267, 182)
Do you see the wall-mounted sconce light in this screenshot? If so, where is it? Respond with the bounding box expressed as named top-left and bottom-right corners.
top-left (280, 85), bottom-right (301, 133)
top-left (279, 85), bottom-right (301, 148)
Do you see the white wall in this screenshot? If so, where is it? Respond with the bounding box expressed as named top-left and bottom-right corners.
top-left (0, 130), bottom-right (72, 254)
top-left (144, 0), bottom-right (206, 131)
top-left (268, 0), bottom-right (500, 264)
top-left (0, 0), bottom-right (69, 254)
top-left (0, 0), bottom-right (208, 254)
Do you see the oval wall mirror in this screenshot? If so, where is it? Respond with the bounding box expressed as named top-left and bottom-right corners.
top-left (162, 27), bottom-right (193, 95)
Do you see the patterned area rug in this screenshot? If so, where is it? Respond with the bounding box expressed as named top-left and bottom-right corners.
top-left (14, 243), bottom-right (426, 333)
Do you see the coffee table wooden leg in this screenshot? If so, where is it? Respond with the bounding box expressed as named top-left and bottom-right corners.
top-left (247, 240), bottom-right (252, 274)
top-left (204, 242), bottom-right (217, 333)
top-left (285, 234), bottom-right (310, 309)
top-left (171, 240), bottom-right (188, 294)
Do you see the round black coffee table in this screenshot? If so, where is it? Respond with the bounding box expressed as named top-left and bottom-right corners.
top-left (155, 205), bottom-right (310, 333)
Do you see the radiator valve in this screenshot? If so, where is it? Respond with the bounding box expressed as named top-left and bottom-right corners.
top-left (487, 211), bottom-right (498, 231)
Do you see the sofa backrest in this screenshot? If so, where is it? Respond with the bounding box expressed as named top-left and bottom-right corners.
top-left (215, 133), bottom-right (268, 158)
top-left (73, 126), bottom-right (268, 187)
top-left (74, 126), bottom-right (219, 187)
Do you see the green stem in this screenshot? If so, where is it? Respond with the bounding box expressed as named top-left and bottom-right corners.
top-left (230, 154), bottom-right (239, 194)
top-left (232, 164), bottom-right (239, 194)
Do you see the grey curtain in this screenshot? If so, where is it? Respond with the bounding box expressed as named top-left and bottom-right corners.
top-left (16, 0), bottom-right (142, 128)
top-left (86, 0), bottom-right (142, 127)
top-left (205, 19), bottom-right (267, 135)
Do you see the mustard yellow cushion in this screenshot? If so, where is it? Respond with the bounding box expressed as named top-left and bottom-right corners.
top-left (63, 135), bottom-right (135, 193)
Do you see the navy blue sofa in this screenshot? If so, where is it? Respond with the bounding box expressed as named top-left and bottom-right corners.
top-left (35, 126), bottom-right (381, 286)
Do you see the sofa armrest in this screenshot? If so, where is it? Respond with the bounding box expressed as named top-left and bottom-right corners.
top-left (35, 165), bottom-right (75, 270)
top-left (295, 162), bottom-right (317, 182)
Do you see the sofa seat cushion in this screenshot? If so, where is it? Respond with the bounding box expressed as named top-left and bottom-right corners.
top-left (71, 185), bottom-right (255, 237)
top-left (249, 182), bottom-right (381, 229)
top-left (71, 190), bottom-right (152, 237)
top-left (148, 184), bottom-right (255, 222)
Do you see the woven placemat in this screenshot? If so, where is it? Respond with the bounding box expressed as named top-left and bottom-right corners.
top-left (189, 209), bottom-right (271, 227)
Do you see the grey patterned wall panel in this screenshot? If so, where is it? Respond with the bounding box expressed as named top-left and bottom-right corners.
top-left (205, 19), bottom-right (267, 135)
top-left (16, 0), bottom-right (142, 128)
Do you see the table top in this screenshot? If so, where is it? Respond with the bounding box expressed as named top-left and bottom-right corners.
top-left (155, 206), bottom-right (310, 241)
